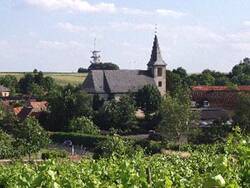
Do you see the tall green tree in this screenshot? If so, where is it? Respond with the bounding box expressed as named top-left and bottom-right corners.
top-left (0, 75), bottom-right (18, 94)
top-left (234, 93), bottom-right (250, 133)
top-left (95, 95), bottom-right (137, 132)
top-left (230, 57), bottom-right (250, 85)
top-left (135, 85), bottom-right (161, 117)
top-left (158, 87), bottom-right (199, 142)
top-left (47, 86), bottom-right (93, 131)
top-left (13, 117), bottom-right (50, 159)
top-left (18, 70), bottom-right (56, 96)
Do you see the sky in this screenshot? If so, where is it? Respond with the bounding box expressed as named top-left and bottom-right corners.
top-left (0, 0), bottom-right (250, 73)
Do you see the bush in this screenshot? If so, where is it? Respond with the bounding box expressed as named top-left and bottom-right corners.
top-left (134, 139), bottom-right (161, 154)
top-left (0, 130), bottom-right (14, 159)
top-left (50, 132), bottom-right (107, 149)
top-left (93, 135), bottom-right (136, 159)
top-left (41, 149), bottom-right (68, 160)
top-left (68, 116), bottom-right (100, 135)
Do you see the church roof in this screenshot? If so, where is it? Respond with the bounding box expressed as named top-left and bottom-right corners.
top-left (82, 70), bottom-right (156, 94)
top-left (147, 35), bottom-right (166, 67)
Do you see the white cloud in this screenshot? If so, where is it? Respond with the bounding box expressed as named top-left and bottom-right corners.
top-left (38, 40), bottom-right (83, 50)
top-left (227, 32), bottom-right (250, 42)
top-left (25, 0), bottom-right (186, 18)
top-left (156, 9), bottom-right (186, 18)
top-left (230, 43), bottom-right (250, 51)
top-left (121, 8), bottom-right (151, 16)
top-left (57, 22), bottom-right (86, 33)
top-left (182, 26), bottom-right (225, 42)
top-left (110, 22), bottom-right (154, 31)
top-left (243, 21), bottom-right (250, 26)
top-left (25, 0), bottom-right (116, 13)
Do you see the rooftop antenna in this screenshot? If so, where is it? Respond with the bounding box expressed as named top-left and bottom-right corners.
top-left (90, 38), bottom-right (101, 64)
top-left (93, 38), bottom-right (96, 51)
top-left (154, 24), bottom-right (158, 35)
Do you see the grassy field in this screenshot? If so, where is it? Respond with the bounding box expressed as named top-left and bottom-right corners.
top-left (0, 72), bottom-right (86, 86)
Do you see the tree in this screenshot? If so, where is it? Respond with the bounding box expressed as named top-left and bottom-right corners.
top-left (95, 95), bottom-right (137, 132)
top-left (47, 86), bottom-right (93, 131)
top-left (13, 117), bottom-right (50, 159)
top-left (19, 73), bottom-right (34, 94)
top-left (77, 67), bottom-right (89, 73)
top-left (28, 83), bottom-right (45, 99)
top-left (88, 63), bottom-right (119, 70)
top-left (198, 72), bottom-right (215, 85)
top-left (230, 57), bottom-right (250, 85)
top-left (135, 85), bottom-right (161, 117)
top-left (0, 130), bottom-right (14, 159)
top-left (172, 67), bottom-right (188, 78)
top-left (158, 87), bottom-right (199, 143)
top-left (68, 116), bottom-right (100, 135)
top-left (0, 75), bottom-right (18, 94)
top-left (18, 70), bottom-right (56, 96)
top-left (233, 93), bottom-right (250, 133)
top-left (92, 94), bottom-right (105, 111)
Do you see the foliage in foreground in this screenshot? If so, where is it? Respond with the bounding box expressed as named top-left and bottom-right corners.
top-left (0, 130), bottom-right (249, 188)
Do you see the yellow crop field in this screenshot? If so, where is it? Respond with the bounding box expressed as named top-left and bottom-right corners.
top-left (0, 72), bottom-right (87, 86)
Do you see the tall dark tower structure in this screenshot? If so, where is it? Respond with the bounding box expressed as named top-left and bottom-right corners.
top-left (147, 34), bottom-right (167, 95)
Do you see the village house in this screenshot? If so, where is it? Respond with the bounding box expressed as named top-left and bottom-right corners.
top-left (191, 85), bottom-right (250, 109)
top-left (0, 85), bottom-right (10, 97)
top-left (12, 100), bottom-right (48, 120)
top-left (191, 85), bottom-right (250, 126)
top-left (82, 34), bottom-right (167, 99)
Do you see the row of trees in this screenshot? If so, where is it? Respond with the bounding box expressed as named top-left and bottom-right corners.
top-left (167, 57), bottom-right (250, 92)
top-left (0, 70), bottom-right (56, 98)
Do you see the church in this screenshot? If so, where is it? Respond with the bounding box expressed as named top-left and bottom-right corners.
top-left (82, 34), bottom-right (167, 99)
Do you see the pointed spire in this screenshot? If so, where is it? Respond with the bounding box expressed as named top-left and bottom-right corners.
top-left (147, 34), bottom-right (166, 67)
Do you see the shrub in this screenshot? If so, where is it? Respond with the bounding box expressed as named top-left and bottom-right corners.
top-left (93, 135), bottom-right (136, 159)
top-left (68, 116), bottom-right (100, 135)
top-left (134, 139), bottom-right (161, 154)
top-left (41, 149), bottom-right (68, 160)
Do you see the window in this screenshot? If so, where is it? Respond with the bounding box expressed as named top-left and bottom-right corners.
top-left (157, 68), bottom-right (162, 76)
top-left (158, 81), bottom-right (162, 87)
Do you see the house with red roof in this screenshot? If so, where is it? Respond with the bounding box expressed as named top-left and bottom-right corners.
top-left (13, 101), bottom-right (48, 120)
top-left (191, 86), bottom-right (250, 109)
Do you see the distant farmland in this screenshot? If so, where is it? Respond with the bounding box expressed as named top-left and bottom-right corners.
top-left (0, 72), bottom-right (86, 86)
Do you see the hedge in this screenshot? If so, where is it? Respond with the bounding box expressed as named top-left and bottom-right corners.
top-left (41, 149), bottom-right (68, 160)
top-left (49, 132), bottom-right (108, 148)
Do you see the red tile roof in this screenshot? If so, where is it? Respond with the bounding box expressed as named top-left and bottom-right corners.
top-left (29, 101), bottom-right (48, 111)
top-left (13, 107), bottom-right (23, 116)
top-left (192, 86), bottom-right (250, 92)
top-left (13, 101), bottom-right (48, 120)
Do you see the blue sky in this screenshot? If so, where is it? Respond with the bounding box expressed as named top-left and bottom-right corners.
top-left (0, 0), bottom-right (250, 72)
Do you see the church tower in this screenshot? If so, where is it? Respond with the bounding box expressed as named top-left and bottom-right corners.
top-left (147, 34), bottom-right (167, 95)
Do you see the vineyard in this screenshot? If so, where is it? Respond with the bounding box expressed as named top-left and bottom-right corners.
top-left (0, 130), bottom-right (249, 188)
